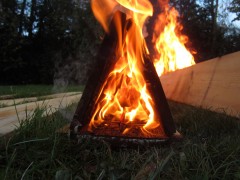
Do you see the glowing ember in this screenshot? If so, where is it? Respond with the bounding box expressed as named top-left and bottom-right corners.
top-left (152, 0), bottom-right (195, 76)
top-left (90, 0), bottom-right (165, 137)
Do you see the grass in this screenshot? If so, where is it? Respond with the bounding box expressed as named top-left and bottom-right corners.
top-left (0, 103), bottom-right (8, 108)
top-left (0, 102), bottom-right (240, 179)
top-left (0, 85), bottom-right (84, 99)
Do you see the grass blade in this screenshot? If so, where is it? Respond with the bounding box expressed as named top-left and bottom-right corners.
top-left (149, 150), bottom-right (175, 180)
top-left (21, 161), bottom-right (34, 180)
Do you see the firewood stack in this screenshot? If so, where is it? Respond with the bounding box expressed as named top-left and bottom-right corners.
top-left (70, 11), bottom-right (181, 147)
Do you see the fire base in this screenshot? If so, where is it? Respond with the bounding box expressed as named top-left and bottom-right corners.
top-left (78, 134), bottom-right (169, 148)
top-left (70, 124), bottom-right (182, 148)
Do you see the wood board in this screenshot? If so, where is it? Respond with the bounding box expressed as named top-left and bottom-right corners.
top-left (160, 51), bottom-right (240, 117)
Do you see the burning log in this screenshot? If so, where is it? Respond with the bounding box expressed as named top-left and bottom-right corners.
top-left (71, 12), bottom-right (129, 131)
top-left (142, 54), bottom-right (176, 136)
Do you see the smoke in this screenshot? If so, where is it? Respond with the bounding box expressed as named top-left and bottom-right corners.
top-left (52, 34), bottom-right (98, 94)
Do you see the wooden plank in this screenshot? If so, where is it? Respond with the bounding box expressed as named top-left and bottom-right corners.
top-left (160, 51), bottom-right (240, 117)
top-left (142, 55), bottom-right (176, 136)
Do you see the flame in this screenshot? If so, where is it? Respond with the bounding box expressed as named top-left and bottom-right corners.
top-left (88, 0), bottom-right (196, 137)
top-left (90, 0), bottom-right (165, 137)
top-left (153, 1), bottom-right (195, 76)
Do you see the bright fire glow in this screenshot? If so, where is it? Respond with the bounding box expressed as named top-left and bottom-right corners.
top-left (90, 0), bottom-right (165, 137)
top-left (153, 1), bottom-right (195, 76)
top-left (89, 0), bottom-right (196, 137)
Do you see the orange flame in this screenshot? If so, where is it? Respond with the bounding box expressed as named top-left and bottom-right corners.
top-left (153, 1), bottom-right (195, 76)
top-left (90, 0), bottom-right (165, 137)
top-left (89, 0), bottom-right (196, 137)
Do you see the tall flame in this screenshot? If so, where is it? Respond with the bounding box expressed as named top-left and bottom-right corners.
top-left (153, 1), bottom-right (195, 76)
top-left (89, 0), bottom-right (196, 137)
top-left (90, 0), bottom-right (164, 137)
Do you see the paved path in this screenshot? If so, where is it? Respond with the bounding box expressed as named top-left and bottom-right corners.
top-left (0, 92), bottom-right (80, 107)
top-left (0, 92), bottom-right (82, 136)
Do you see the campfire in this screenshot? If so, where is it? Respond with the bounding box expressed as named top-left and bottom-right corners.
top-left (70, 0), bottom-right (195, 146)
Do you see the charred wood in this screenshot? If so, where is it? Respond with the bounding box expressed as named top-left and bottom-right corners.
top-left (70, 12), bottom-right (129, 133)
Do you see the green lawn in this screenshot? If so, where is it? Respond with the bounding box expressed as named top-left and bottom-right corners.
top-left (0, 102), bottom-right (240, 179)
top-left (0, 85), bottom-right (84, 99)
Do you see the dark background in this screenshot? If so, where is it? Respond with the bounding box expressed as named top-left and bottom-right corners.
top-left (0, 0), bottom-right (239, 85)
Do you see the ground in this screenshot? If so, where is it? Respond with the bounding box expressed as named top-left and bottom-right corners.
top-left (0, 99), bottom-right (240, 179)
top-left (0, 85), bottom-right (84, 136)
